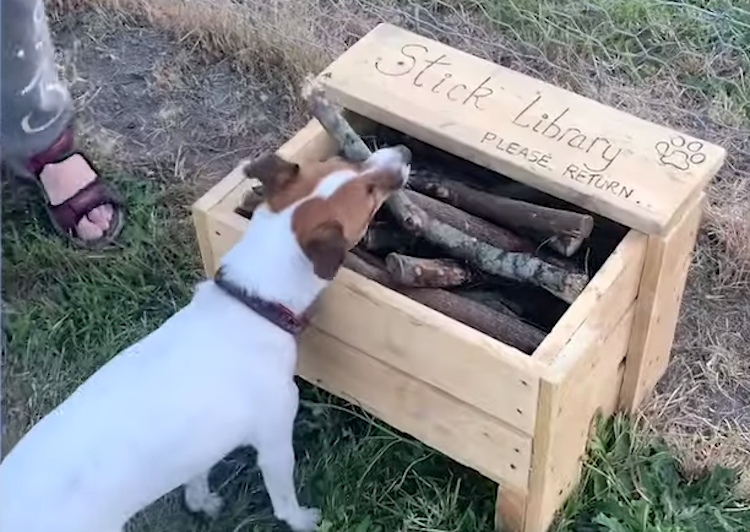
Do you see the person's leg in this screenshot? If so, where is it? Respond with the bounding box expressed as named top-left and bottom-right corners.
top-left (1, 0), bottom-right (125, 246)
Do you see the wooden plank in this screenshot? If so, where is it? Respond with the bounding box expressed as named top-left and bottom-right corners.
top-left (496, 486), bottom-right (528, 532)
top-left (317, 23), bottom-right (726, 235)
top-left (534, 229), bottom-right (646, 364)
top-left (298, 327), bottom-right (534, 491)
top-left (310, 268), bottom-right (543, 436)
top-left (619, 192), bottom-right (706, 412)
top-left (191, 163), bottom-right (249, 276)
top-left (523, 305), bottom-right (635, 532)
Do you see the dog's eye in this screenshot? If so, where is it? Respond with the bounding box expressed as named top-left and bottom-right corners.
top-left (366, 183), bottom-right (376, 194)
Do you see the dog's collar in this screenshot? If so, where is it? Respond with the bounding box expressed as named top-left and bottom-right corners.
top-left (213, 268), bottom-right (308, 336)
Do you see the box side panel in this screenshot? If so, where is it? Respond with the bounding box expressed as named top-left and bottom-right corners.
top-left (319, 23), bottom-right (725, 235)
top-left (534, 229), bottom-right (647, 366)
top-left (298, 327), bottom-right (534, 492)
top-left (522, 306), bottom-right (635, 532)
top-left (191, 165), bottom-right (248, 276)
top-left (312, 269), bottom-right (543, 436)
top-left (619, 192), bottom-right (705, 411)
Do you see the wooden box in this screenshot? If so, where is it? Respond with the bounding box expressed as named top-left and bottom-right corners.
top-left (191, 24), bottom-right (725, 532)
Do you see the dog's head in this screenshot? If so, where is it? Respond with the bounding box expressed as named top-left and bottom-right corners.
top-left (243, 145), bottom-right (411, 280)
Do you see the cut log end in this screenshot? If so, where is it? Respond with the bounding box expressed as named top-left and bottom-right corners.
top-left (385, 253), bottom-right (476, 288)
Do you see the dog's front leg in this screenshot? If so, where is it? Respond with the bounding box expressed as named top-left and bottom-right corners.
top-left (184, 469), bottom-right (223, 518)
top-left (256, 404), bottom-right (320, 532)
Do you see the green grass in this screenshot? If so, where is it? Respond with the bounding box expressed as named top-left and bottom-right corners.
top-left (468, 0), bottom-right (750, 123)
top-left (3, 161), bottom-right (750, 531)
top-left (553, 416), bottom-right (750, 532)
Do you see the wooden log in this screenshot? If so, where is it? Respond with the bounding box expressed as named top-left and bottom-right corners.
top-left (344, 251), bottom-right (546, 353)
top-left (408, 170), bottom-right (594, 256)
top-left (302, 77), bottom-right (589, 304)
top-left (344, 251), bottom-right (395, 287)
top-left (451, 289), bottom-right (522, 319)
top-left (405, 190), bottom-right (536, 253)
top-left (402, 288), bottom-right (546, 354)
top-left (385, 253), bottom-right (478, 288)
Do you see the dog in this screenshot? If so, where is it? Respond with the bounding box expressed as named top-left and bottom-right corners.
top-left (0, 144), bottom-right (412, 532)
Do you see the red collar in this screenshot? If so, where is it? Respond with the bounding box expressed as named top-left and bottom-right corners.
top-left (213, 268), bottom-right (309, 336)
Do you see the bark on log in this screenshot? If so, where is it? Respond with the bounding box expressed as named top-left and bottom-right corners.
top-left (344, 251), bottom-right (395, 288)
top-left (343, 251), bottom-right (545, 353)
top-left (405, 190), bottom-right (537, 253)
top-left (385, 253), bottom-right (478, 288)
top-left (302, 77), bottom-right (589, 303)
top-left (453, 289), bottom-right (524, 319)
top-left (408, 170), bottom-right (594, 256)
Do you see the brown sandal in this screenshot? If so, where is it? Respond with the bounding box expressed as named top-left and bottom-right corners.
top-left (9, 124), bottom-right (126, 249)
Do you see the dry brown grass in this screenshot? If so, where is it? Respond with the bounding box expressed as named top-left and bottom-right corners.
top-left (48, 0), bottom-right (750, 496)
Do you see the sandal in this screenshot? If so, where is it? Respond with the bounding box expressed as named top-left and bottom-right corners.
top-left (7, 124), bottom-right (126, 249)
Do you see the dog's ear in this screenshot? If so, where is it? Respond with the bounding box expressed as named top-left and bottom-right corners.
top-left (243, 154), bottom-right (300, 198)
top-left (300, 220), bottom-right (347, 281)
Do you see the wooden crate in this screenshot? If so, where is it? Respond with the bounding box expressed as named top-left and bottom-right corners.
top-left (191, 24), bottom-right (725, 532)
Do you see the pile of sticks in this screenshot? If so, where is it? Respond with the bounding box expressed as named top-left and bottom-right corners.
top-left (237, 78), bottom-right (627, 355)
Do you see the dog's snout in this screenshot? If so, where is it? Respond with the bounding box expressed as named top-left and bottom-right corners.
top-left (394, 145), bottom-right (412, 165)
top-left (367, 145), bottom-right (412, 169)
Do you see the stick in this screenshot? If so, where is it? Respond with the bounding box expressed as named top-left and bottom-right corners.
top-left (385, 253), bottom-right (478, 288)
top-left (408, 170), bottom-right (594, 256)
top-left (301, 80), bottom-right (428, 233)
top-left (405, 190), bottom-right (537, 254)
top-left (344, 251), bottom-right (545, 353)
top-left (302, 77), bottom-right (589, 303)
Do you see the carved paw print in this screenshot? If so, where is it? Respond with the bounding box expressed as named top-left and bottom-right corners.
top-left (655, 135), bottom-right (706, 171)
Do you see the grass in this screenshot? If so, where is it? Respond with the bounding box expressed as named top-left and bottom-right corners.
top-left (552, 416), bottom-right (750, 532)
top-left (4, 0), bottom-right (750, 530)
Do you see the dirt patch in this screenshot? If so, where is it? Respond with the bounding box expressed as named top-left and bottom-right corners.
top-left (53, 9), bottom-right (294, 183)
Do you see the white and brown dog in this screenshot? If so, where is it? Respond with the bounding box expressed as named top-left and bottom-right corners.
top-left (0, 145), bottom-right (411, 532)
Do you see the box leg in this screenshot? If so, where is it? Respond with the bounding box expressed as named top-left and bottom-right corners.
top-left (495, 486), bottom-right (527, 531)
top-left (619, 193), bottom-right (705, 412)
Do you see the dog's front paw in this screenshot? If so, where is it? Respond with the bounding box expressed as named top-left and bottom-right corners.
top-left (282, 506), bottom-right (321, 532)
top-left (185, 490), bottom-right (224, 519)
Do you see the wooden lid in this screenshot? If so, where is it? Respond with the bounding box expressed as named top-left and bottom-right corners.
top-left (317, 23), bottom-right (726, 234)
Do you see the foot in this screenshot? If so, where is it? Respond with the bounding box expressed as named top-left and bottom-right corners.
top-left (184, 486), bottom-right (224, 519)
top-left (39, 153), bottom-right (115, 241)
top-left (280, 506), bottom-right (321, 532)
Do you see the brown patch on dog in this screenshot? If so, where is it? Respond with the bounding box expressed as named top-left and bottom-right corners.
top-left (292, 168), bottom-right (403, 279)
top-left (243, 154), bottom-right (360, 212)
top-left (297, 220), bottom-right (348, 280)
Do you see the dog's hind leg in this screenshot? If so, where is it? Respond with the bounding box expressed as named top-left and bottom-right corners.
top-left (183, 469), bottom-right (223, 519)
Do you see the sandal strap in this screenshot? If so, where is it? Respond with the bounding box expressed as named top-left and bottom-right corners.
top-left (48, 175), bottom-right (124, 233)
top-left (25, 125), bottom-right (76, 175)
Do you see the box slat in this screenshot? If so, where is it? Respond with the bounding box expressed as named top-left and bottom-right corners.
top-left (310, 268), bottom-right (543, 435)
top-left (298, 327), bottom-right (534, 491)
top-left (317, 23), bottom-right (725, 235)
